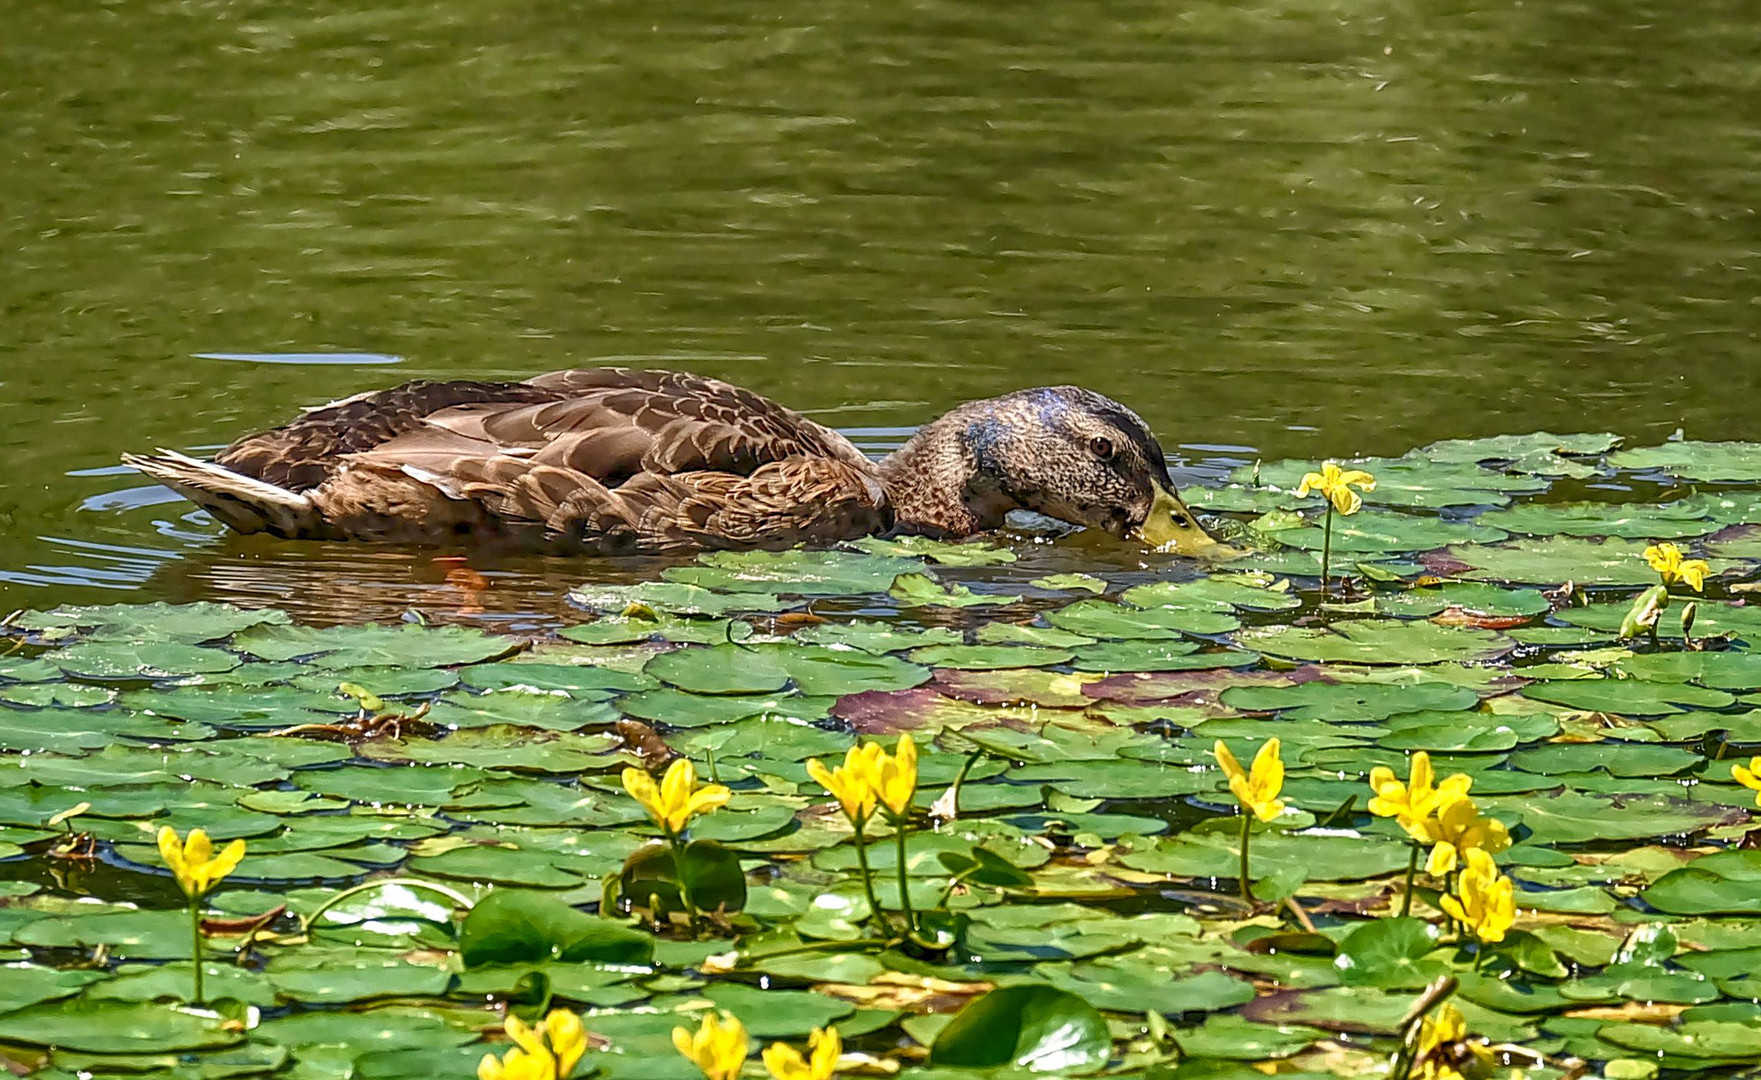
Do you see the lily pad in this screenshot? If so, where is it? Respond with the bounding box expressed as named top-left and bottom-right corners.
top-left (1451, 536), bottom-right (1727, 586)
top-left (1239, 620), bottom-right (1512, 665)
top-left (1610, 441), bottom-right (1761, 482)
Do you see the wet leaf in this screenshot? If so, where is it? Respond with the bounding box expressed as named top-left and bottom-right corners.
top-left (459, 889), bottom-right (653, 966)
top-left (928, 985), bottom-right (1109, 1073)
top-left (0, 999), bottom-right (243, 1052)
top-left (1239, 619), bottom-right (1513, 665)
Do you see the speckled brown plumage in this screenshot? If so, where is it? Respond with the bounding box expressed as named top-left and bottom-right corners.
top-left (124, 368), bottom-right (1223, 555)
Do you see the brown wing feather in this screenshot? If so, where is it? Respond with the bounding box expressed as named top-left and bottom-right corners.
top-left (216, 380), bottom-right (559, 491)
top-left (219, 367), bottom-right (887, 551)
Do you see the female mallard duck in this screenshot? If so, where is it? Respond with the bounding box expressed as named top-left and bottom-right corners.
top-left (124, 368), bottom-right (1227, 556)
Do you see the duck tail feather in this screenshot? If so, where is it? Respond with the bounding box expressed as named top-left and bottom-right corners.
top-left (122, 449), bottom-right (322, 537)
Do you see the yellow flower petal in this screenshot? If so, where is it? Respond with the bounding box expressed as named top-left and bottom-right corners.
top-left (1426, 841), bottom-right (1459, 877)
top-left (1680, 560), bottom-right (1710, 592)
top-left (1734, 760), bottom-right (1761, 791)
top-left (875, 735), bottom-right (918, 819)
top-left (1213, 740), bottom-right (1245, 785)
top-left (763, 1042), bottom-right (811, 1080)
top-left (543, 1009), bottom-right (587, 1078)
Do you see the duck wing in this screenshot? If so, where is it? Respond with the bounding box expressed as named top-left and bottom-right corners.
top-left (220, 367), bottom-right (887, 552)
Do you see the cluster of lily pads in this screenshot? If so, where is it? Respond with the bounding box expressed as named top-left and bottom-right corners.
top-left (5, 433), bottom-right (1761, 1078)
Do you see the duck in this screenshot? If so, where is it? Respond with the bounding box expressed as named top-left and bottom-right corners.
top-left (123, 367), bottom-right (1230, 556)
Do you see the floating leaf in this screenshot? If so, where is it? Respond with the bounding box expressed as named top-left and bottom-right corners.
top-left (459, 889), bottom-right (653, 966)
top-left (1451, 536), bottom-right (1728, 586)
top-left (1609, 441), bottom-right (1761, 483)
top-left (233, 623), bottom-right (519, 668)
top-left (889, 572), bottom-right (1019, 608)
top-left (928, 985), bottom-right (1110, 1074)
top-left (45, 641), bottom-right (240, 679)
top-left (1239, 620), bottom-right (1512, 665)
top-left (0, 999), bottom-right (244, 1052)
top-left (667, 549), bottom-right (923, 594)
top-left (1222, 681), bottom-right (1477, 721)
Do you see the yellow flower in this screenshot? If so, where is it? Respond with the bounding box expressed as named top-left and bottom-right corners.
top-left (1214, 738), bottom-right (1286, 822)
top-left (478, 1047), bottom-right (554, 1080)
top-left (1294, 461), bottom-right (1377, 516)
top-left (1440, 847), bottom-right (1516, 944)
top-left (1644, 542), bottom-right (1711, 592)
top-left (806, 743), bottom-right (883, 826)
top-left (674, 1011), bottom-right (749, 1080)
top-left (763, 1026), bottom-right (841, 1080)
top-left (156, 826), bottom-right (246, 901)
top-left (1413, 1004), bottom-right (1495, 1080)
top-left (873, 735), bottom-right (918, 820)
top-left (1367, 752), bottom-right (1472, 840)
top-left (479, 1008), bottom-right (589, 1080)
top-left (1733, 757), bottom-right (1761, 808)
top-left (622, 759), bottom-right (731, 835)
top-left (1422, 795), bottom-right (1512, 876)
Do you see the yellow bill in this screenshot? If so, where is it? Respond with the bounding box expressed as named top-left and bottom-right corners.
top-left (1132, 484), bottom-right (1241, 557)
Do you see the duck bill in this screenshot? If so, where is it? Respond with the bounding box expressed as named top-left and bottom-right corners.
top-left (1132, 484), bottom-right (1239, 557)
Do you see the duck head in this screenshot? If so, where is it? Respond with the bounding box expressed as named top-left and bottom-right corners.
top-left (879, 386), bottom-right (1236, 556)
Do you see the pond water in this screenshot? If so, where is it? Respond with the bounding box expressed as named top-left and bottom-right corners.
top-left (3, 0), bottom-right (1759, 615)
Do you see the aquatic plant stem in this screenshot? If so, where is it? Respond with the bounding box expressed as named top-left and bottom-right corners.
top-left (851, 819), bottom-right (888, 932)
top-left (668, 831), bottom-right (701, 930)
top-left (892, 819), bottom-right (917, 934)
top-left (1239, 814), bottom-right (1255, 902)
top-left (1401, 843), bottom-right (1419, 918)
top-left (1389, 976), bottom-right (1458, 1080)
top-left (188, 897), bottom-right (204, 1005)
top-left (1320, 503), bottom-right (1334, 595)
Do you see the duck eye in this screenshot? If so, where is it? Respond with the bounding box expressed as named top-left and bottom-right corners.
top-left (1089, 436), bottom-right (1115, 461)
top-left (1170, 514), bottom-right (1190, 527)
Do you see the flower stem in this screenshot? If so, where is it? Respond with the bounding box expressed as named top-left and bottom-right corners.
top-left (1239, 814), bottom-right (1255, 903)
top-left (1321, 504), bottom-right (1334, 595)
top-left (188, 896), bottom-right (205, 1005)
top-left (893, 819), bottom-right (917, 935)
top-left (1401, 842), bottom-right (1419, 918)
top-left (851, 818), bottom-right (888, 932)
top-left (669, 832), bottom-right (701, 930)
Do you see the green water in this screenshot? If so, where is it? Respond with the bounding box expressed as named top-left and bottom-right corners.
top-left (4, 0), bottom-right (1758, 615)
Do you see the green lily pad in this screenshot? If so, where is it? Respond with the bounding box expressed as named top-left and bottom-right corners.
top-left (889, 572), bottom-right (1020, 608)
top-left (928, 985), bottom-right (1109, 1074)
top-left (1274, 512), bottom-right (1506, 554)
top-left (1376, 582), bottom-right (1551, 618)
top-left (459, 661), bottom-right (649, 694)
top-left (1221, 680), bottom-right (1477, 721)
top-left (701, 983), bottom-right (856, 1037)
top-left (667, 549), bottom-right (923, 595)
top-left (569, 581), bottom-right (791, 615)
top-left (1488, 790), bottom-right (1739, 844)
top-left (1522, 678), bottom-right (1736, 715)
top-left (850, 535), bottom-right (1018, 565)
top-left (1122, 828), bottom-right (1412, 881)
top-left (1478, 500), bottom-right (1725, 540)
top-left (1610, 441), bottom-right (1761, 482)
top-left (0, 999), bottom-right (244, 1052)
top-left (1049, 599), bottom-right (1237, 638)
top-left (13, 601), bottom-right (287, 642)
top-left (794, 621), bottom-right (963, 653)
top-left (1451, 536), bottom-right (1727, 586)
top-left (232, 623), bottom-right (520, 668)
top-left (46, 641), bottom-right (240, 679)
top-left (1239, 619), bottom-right (1512, 665)
top-left (906, 645), bottom-right (1074, 670)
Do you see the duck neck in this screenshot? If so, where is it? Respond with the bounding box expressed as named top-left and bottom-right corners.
top-left (878, 409), bottom-right (1021, 537)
